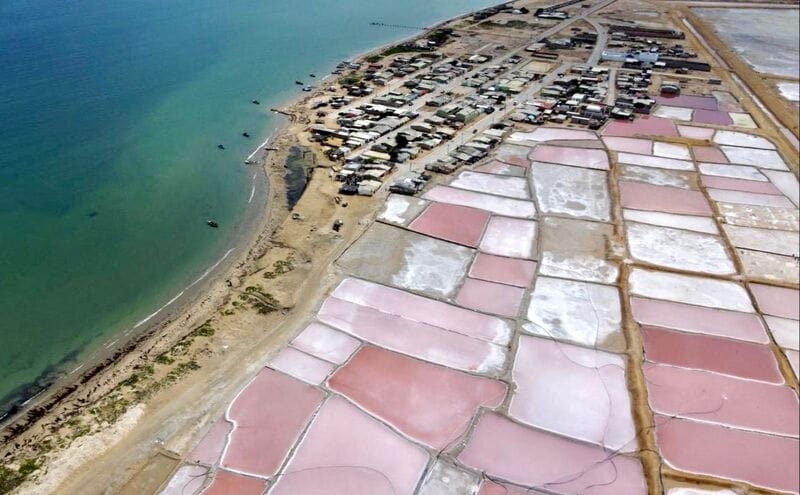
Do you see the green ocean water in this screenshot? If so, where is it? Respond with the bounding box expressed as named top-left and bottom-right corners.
top-left (0, 0), bottom-right (498, 417)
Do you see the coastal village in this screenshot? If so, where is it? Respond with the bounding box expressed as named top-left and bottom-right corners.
top-left (2, 0), bottom-right (799, 494)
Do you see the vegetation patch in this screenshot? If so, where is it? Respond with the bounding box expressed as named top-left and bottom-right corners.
top-left (0, 459), bottom-right (39, 495)
top-left (263, 258), bottom-right (295, 279)
top-left (239, 285), bottom-right (282, 314)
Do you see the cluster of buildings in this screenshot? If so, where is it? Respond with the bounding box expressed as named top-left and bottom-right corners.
top-left (472, 3), bottom-right (531, 21)
top-left (612, 68), bottom-right (656, 118)
top-left (307, 48), bottom-right (548, 195)
top-left (601, 25), bottom-right (711, 72)
top-left (510, 65), bottom-right (611, 128)
top-left (534, 0), bottom-right (586, 20)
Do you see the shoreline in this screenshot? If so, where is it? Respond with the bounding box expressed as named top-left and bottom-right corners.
top-left (0, 114), bottom-right (286, 430)
top-left (0, 1), bottom-right (511, 488)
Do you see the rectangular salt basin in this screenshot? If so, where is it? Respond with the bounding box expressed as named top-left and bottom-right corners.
top-left (699, 163), bottom-right (768, 181)
top-left (655, 417), bottom-right (799, 494)
top-left (603, 137), bottom-right (652, 154)
top-left (332, 277), bottom-right (513, 345)
top-left (619, 182), bottom-right (712, 216)
top-left (529, 144), bottom-right (609, 170)
top-left (629, 268), bottom-right (754, 313)
top-left (653, 142), bottom-right (691, 160)
top-left (423, 185), bottom-right (536, 219)
top-left (762, 170), bottom-right (800, 206)
top-left (530, 162), bottom-right (610, 221)
top-left (618, 152), bottom-right (694, 171)
top-left (621, 165), bottom-right (696, 189)
top-left (656, 95), bottom-right (719, 110)
top-left (692, 109), bottom-right (733, 126)
top-left (509, 127), bottom-right (598, 143)
top-left (707, 188), bottom-right (794, 208)
top-left (511, 336), bottom-right (637, 452)
top-left (721, 146), bottom-right (789, 170)
top-left (654, 105), bottom-right (693, 121)
top-left (523, 276), bottom-right (625, 351)
top-left (630, 297), bottom-right (768, 343)
top-left (678, 125), bottom-right (715, 140)
top-left (449, 171), bottom-right (530, 199)
top-left (723, 224), bottom-right (800, 257)
top-left (479, 216), bottom-right (537, 259)
top-left (626, 222), bottom-right (736, 275)
top-left (701, 175), bottom-right (782, 195)
top-left (645, 363), bottom-right (799, 436)
top-left (693, 146), bottom-right (728, 163)
top-left (603, 116), bottom-right (678, 138)
top-left (459, 412), bottom-right (647, 494)
top-left (409, 202), bottom-right (491, 247)
top-left (714, 130), bottom-right (775, 150)
top-left (623, 209), bottom-right (718, 234)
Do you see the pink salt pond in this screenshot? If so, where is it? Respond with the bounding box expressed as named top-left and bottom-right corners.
top-left (693, 145), bottom-right (728, 163)
top-left (692, 109), bottom-right (733, 126)
top-left (510, 336), bottom-right (637, 452)
top-left (619, 182), bottom-right (712, 216)
top-left (456, 277), bottom-right (525, 317)
top-left (479, 216), bottom-right (537, 259)
top-left (603, 116), bottom-right (678, 138)
top-left (290, 322), bottom-right (360, 365)
top-left (189, 417), bottom-right (231, 465)
top-left (641, 326), bottom-right (783, 384)
top-left (329, 346), bottom-right (506, 449)
top-left (408, 202), bottom-right (490, 247)
top-left (459, 412), bottom-right (647, 494)
top-left (655, 417), bottom-right (799, 494)
top-left (269, 346), bottom-right (335, 385)
top-left (331, 277), bottom-right (511, 345)
top-left (656, 95), bottom-right (719, 111)
top-left (677, 125), bottom-right (715, 140)
top-left (701, 175), bottom-right (783, 195)
top-left (630, 297), bottom-right (769, 344)
top-left (469, 252), bottom-right (536, 288)
top-left (750, 283), bottom-right (800, 319)
top-left (602, 136), bottom-right (652, 154)
top-left (644, 362), bottom-right (799, 436)
top-left (423, 186), bottom-right (537, 219)
top-left (529, 144), bottom-right (609, 170)
top-left (494, 144), bottom-right (532, 168)
top-left (318, 296), bottom-right (507, 375)
top-left (160, 465), bottom-right (209, 495)
top-left (222, 368), bottom-right (324, 476)
top-left (270, 397), bottom-right (428, 495)
top-left (513, 127), bottom-right (598, 142)
top-left (203, 470), bottom-right (268, 495)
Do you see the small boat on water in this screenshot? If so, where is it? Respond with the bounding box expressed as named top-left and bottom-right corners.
top-left (242, 131), bottom-right (250, 138)
top-left (217, 144), bottom-right (225, 150)
top-left (206, 220), bottom-right (219, 228)
top-left (302, 86), bottom-right (313, 92)
top-left (251, 99), bottom-right (260, 105)
top-left (309, 73), bottom-right (316, 78)
top-left (295, 80), bottom-right (304, 85)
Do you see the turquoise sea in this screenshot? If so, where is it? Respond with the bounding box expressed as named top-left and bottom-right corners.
top-left (0, 0), bottom-right (498, 418)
